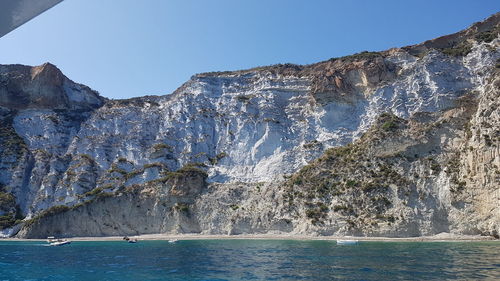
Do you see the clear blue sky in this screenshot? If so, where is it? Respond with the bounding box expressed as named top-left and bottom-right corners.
top-left (0, 0), bottom-right (498, 99)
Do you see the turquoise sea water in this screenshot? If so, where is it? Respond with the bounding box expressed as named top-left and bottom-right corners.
top-left (0, 240), bottom-right (499, 280)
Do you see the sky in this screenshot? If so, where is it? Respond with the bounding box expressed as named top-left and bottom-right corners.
top-left (0, 0), bottom-right (498, 99)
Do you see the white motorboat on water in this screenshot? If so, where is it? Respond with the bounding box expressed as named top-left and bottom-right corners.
top-left (336, 240), bottom-right (358, 245)
top-left (47, 236), bottom-right (71, 246)
top-left (168, 239), bottom-right (178, 243)
top-left (49, 240), bottom-right (71, 246)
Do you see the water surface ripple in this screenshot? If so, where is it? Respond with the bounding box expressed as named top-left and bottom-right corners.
top-left (0, 240), bottom-right (499, 280)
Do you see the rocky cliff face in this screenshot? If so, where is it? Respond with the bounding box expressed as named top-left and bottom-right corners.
top-left (2, 14), bottom-right (500, 238)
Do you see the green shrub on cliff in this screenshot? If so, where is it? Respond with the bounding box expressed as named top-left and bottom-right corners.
top-left (84, 187), bottom-right (103, 197)
top-left (440, 42), bottom-right (472, 57)
top-left (168, 163), bottom-right (208, 178)
top-left (0, 192), bottom-right (15, 208)
top-left (24, 205), bottom-right (71, 227)
top-left (475, 30), bottom-right (498, 43)
top-left (174, 203), bottom-right (189, 213)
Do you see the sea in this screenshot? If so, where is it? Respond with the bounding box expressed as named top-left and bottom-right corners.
top-left (0, 240), bottom-right (499, 280)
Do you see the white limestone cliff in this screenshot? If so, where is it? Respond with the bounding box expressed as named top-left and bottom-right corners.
top-left (1, 13), bottom-right (499, 238)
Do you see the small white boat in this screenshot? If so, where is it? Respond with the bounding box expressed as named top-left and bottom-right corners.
top-left (49, 240), bottom-right (71, 246)
top-left (336, 240), bottom-right (358, 245)
top-left (168, 239), bottom-right (178, 243)
top-left (47, 236), bottom-right (71, 246)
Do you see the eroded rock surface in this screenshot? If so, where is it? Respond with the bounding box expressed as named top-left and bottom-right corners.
top-left (1, 14), bottom-right (499, 238)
